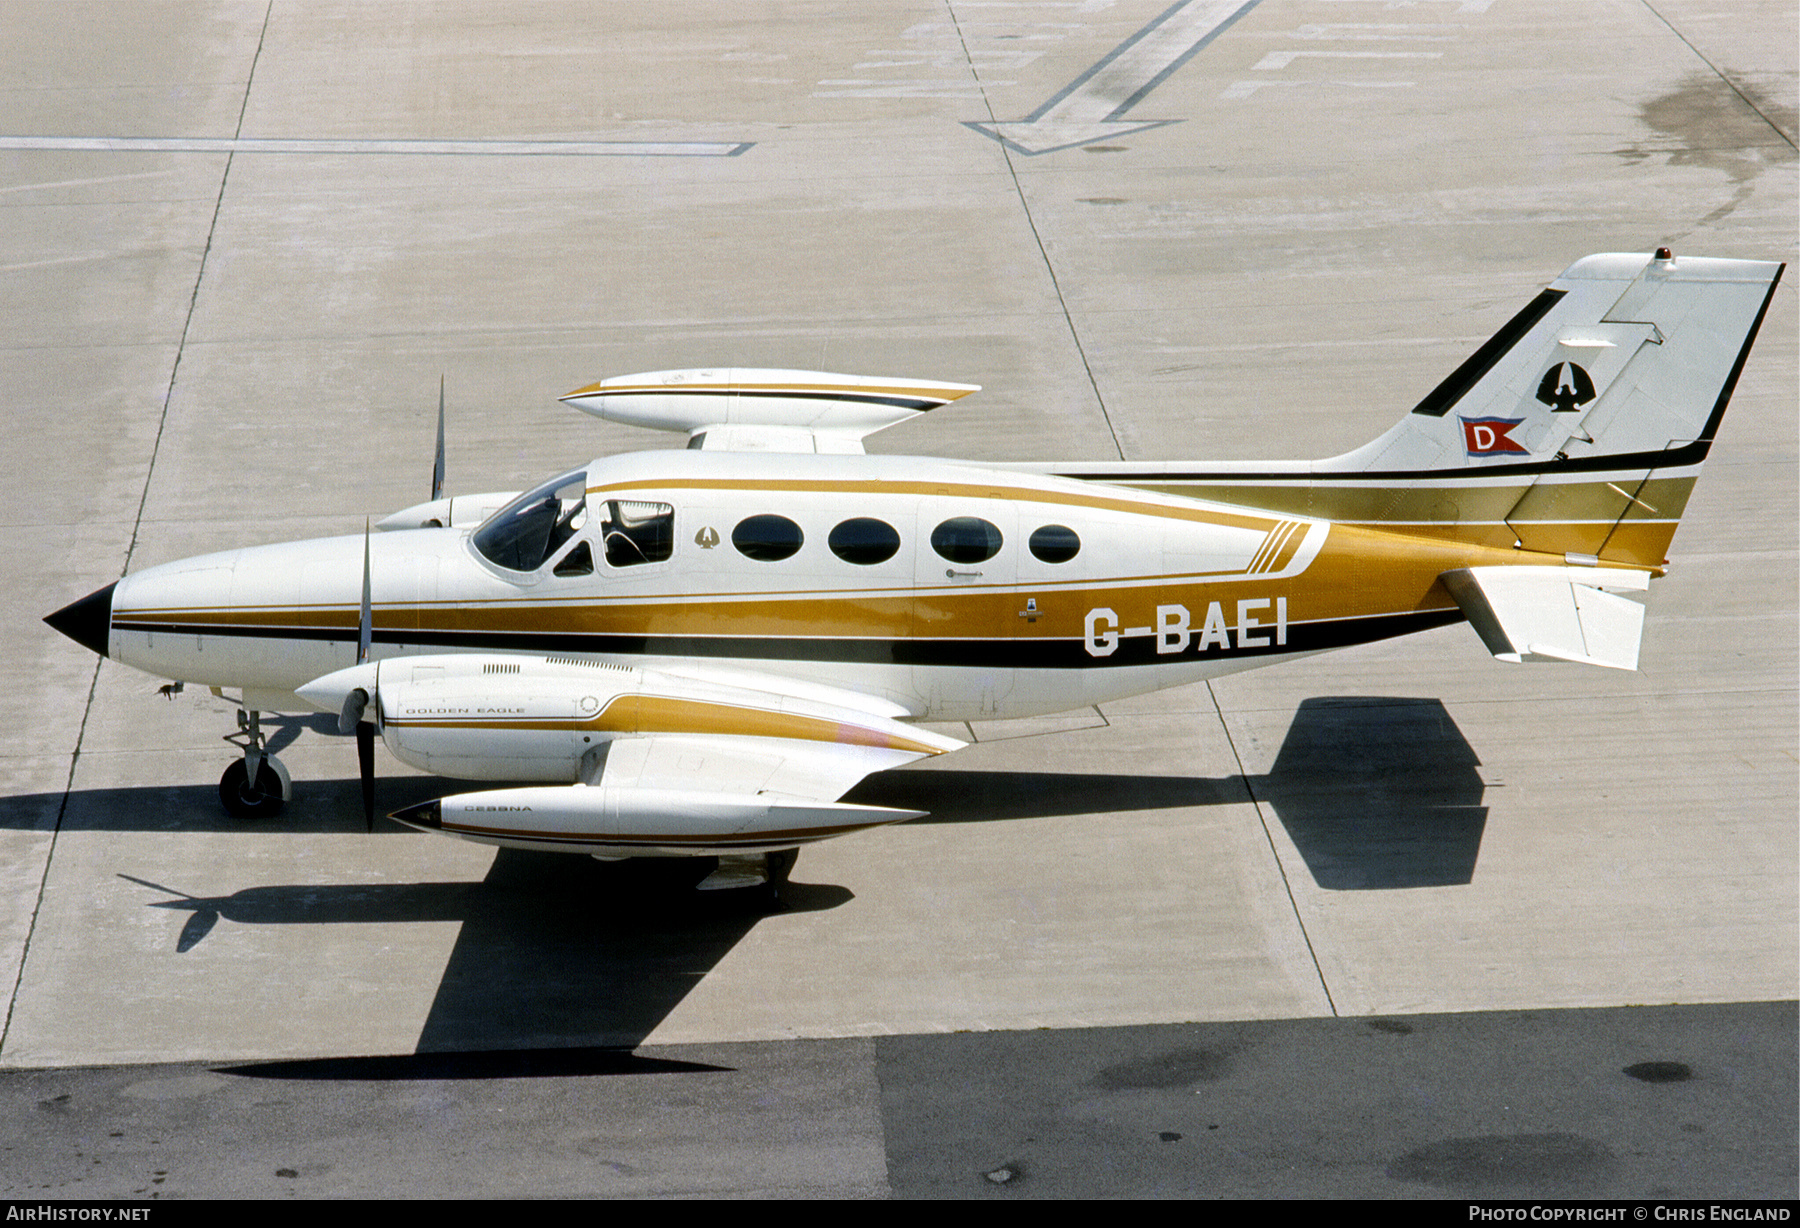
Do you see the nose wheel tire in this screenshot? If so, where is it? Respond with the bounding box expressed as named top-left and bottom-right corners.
top-left (220, 759), bottom-right (288, 820)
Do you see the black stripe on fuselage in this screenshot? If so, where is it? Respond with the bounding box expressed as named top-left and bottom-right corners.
top-left (112, 607), bottom-right (1464, 669)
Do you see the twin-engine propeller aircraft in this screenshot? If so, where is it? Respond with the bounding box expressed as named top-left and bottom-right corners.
top-left (45, 251), bottom-right (1783, 890)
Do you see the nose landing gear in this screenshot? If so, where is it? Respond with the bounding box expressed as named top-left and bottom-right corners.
top-left (220, 708), bottom-right (291, 819)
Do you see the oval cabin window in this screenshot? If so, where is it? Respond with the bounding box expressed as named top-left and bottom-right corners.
top-left (1028, 524), bottom-right (1080, 564)
top-left (931, 517), bottom-right (1002, 564)
top-left (732, 514), bottom-right (804, 562)
top-left (828, 517), bottom-right (901, 565)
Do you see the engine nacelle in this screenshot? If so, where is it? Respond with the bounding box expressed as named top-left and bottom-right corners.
top-left (296, 655), bottom-right (632, 780)
top-left (295, 653), bottom-right (962, 785)
top-left (370, 657), bottom-right (635, 780)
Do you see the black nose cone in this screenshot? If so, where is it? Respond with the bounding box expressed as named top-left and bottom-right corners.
top-left (45, 582), bottom-right (116, 658)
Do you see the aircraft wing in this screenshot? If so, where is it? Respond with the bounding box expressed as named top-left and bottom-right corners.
top-left (297, 654), bottom-right (962, 856)
top-left (589, 729), bottom-right (938, 800)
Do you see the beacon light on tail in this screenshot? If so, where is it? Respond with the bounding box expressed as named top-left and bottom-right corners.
top-left (44, 251), bottom-right (1784, 894)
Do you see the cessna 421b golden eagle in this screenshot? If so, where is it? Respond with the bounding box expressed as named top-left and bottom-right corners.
top-left (45, 251), bottom-right (1784, 886)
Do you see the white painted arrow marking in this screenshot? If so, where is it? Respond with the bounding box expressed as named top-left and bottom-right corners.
top-left (965, 0), bottom-right (1261, 155)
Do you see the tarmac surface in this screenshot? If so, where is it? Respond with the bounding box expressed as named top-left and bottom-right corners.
top-left (1, 1002), bottom-right (1792, 1199)
top-left (2, 0), bottom-right (1794, 1199)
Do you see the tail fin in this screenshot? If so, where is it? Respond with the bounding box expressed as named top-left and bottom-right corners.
top-left (1332, 252), bottom-right (1783, 475)
top-left (1319, 251), bottom-right (1785, 566)
top-left (1053, 252), bottom-right (1783, 568)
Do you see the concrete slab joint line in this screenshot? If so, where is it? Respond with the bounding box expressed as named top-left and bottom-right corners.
top-left (1207, 682), bottom-right (1337, 1017)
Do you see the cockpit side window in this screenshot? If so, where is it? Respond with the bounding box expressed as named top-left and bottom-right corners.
top-left (601, 499), bottom-right (674, 567)
top-left (552, 540), bottom-right (594, 577)
top-left (472, 471), bottom-right (588, 573)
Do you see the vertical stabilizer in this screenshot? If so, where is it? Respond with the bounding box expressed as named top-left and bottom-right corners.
top-left (1043, 252), bottom-right (1783, 567)
top-left (1327, 251), bottom-right (1784, 478)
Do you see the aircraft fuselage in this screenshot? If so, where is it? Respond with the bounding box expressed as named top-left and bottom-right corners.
top-left (99, 450), bottom-right (1547, 722)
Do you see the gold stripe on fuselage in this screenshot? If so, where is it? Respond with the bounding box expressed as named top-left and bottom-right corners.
top-left (1247, 520), bottom-right (1305, 574)
top-left (1104, 474), bottom-right (1697, 568)
top-left (1262, 517), bottom-right (1678, 567)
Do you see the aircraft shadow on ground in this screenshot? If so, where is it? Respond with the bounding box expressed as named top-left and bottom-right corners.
top-left (860, 696), bottom-right (1488, 891)
top-left (11, 696), bottom-right (1485, 889)
top-left (112, 849), bottom-right (849, 1060)
top-left (1254, 696), bottom-right (1488, 891)
top-left (10, 696), bottom-right (1481, 1061)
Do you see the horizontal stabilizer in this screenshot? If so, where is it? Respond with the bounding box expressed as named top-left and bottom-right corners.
top-left (1440, 565), bottom-right (1650, 670)
top-left (560, 368), bottom-right (979, 453)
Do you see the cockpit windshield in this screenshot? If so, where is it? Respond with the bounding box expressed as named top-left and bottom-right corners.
top-left (471, 470), bottom-right (588, 572)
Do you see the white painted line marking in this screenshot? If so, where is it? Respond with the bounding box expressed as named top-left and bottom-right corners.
top-left (0, 136), bottom-right (753, 157)
top-left (1289, 24), bottom-right (1460, 40)
top-left (965, 0), bottom-right (1261, 155)
top-left (0, 169), bottom-right (176, 195)
top-left (1252, 50), bottom-right (1443, 70)
top-left (1220, 79), bottom-right (1416, 100)
top-left (1316, 0), bottom-right (1489, 10)
top-left (816, 81), bottom-right (1001, 99)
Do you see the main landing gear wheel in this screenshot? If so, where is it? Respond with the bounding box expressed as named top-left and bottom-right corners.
top-left (219, 758), bottom-right (288, 820)
top-left (760, 848), bottom-right (799, 913)
top-left (765, 848), bottom-right (798, 888)
top-left (693, 848), bottom-right (799, 910)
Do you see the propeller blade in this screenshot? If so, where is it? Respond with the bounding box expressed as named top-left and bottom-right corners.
top-left (357, 721), bottom-right (376, 833)
top-left (354, 525), bottom-right (376, 830)
top-left (357, 519), bottom-right (373, 667)
top-left (432, 376), bottom-right (446, 502)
